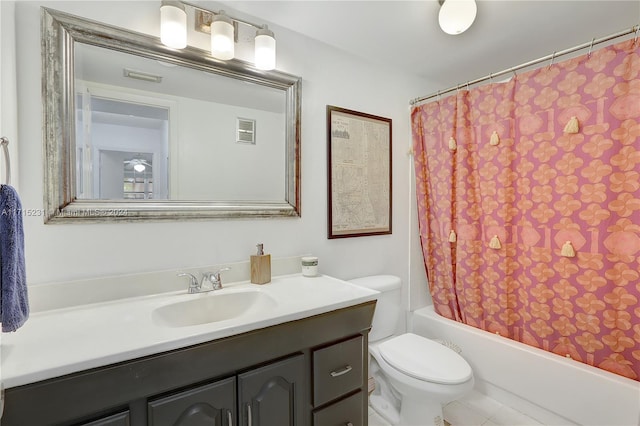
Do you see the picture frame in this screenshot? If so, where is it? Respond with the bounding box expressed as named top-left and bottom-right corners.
top-left (327, 105), bottom-right (392, 239)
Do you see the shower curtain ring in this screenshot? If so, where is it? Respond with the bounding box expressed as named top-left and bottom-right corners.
top-left (549, 51), bottom-right (556, 69)
top-left (588, 38), bottom-right (595, 58)
top-left (466, 81), bottom-right (470, 91)
top-left (489, 73), bottom-right (493, 84)
top-left (635, 25), bottom-right (639, 43)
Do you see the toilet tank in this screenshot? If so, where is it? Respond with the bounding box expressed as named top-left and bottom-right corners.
top-left (349, 275), bottom-right (402, 342)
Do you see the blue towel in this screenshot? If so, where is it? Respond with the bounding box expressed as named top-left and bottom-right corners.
top-left (0, 184), bottom-right (28, 332)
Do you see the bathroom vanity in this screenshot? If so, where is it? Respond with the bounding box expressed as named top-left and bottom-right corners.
top-left (1, 273), bottom-right (377, 426)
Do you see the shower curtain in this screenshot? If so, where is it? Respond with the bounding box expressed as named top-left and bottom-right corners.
top-left (411, 38), bottom-right (639, 380)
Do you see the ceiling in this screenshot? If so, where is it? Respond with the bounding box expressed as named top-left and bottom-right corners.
top-left (75, 43), bottom-right (286, 113)
top-left (223, 1), bottom-right (640, 92)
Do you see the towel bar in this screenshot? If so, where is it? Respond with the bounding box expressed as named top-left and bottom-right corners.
top-left (0, 136), bottom-right (10, 185)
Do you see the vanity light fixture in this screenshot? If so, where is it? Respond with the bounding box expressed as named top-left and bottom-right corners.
top-left (210, 11), bottom-right (235, 60)
top-left (159, 1), bottom-right (277, 70)
top-left (160, 1), bottom-right (187, 48)
top-left (255, 25), bottom-right (276, 70)
top-left (438, 0), bottom-right (477, 35)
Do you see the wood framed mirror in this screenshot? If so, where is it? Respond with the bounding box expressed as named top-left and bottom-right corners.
top-left (42, 7), bottom-right (301, 222)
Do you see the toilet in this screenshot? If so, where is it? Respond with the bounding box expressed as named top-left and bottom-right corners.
top-left (350, 275), bottom-right (474, 426)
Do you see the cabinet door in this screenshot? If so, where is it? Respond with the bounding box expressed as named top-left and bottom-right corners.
top-left (238, 354), bottom-right (306, 426)
top-left (148, 377), bottom-right (236, 426)
top-left (81, 411), bottom-right (130, 426)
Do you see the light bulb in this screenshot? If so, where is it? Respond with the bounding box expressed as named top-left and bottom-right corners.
top-left (211, 11), bottom-right (235, 60)
top-left (134, 163), bottom-right (146, 172)
top-left (255, 25), bottom-right (276, 70)
top-left (439, 0), bottom-right (477, 35)
top-left (160, 1), bottom-right (187, 49)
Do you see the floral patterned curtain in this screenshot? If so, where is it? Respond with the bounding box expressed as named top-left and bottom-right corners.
top-left (411, 39), bottom-right (639, 380)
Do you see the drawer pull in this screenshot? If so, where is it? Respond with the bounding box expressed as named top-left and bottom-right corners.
top-left (346, 423), bottom-right (354, 426)
top-left (330, 365), bottom-right (353, 377)
top-left (227, 410), bottom-right (233, 426)
top-left (246, 404), bottom-right (252, 426)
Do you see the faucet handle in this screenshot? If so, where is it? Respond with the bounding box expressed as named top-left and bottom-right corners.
top-left (177, 272), bottom-right (199, 293)
top-left (212, 267), bottom-right (231, 288)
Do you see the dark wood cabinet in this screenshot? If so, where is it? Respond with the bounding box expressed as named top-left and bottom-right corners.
top-left (81, 411), bottom-right (131, 426)
top-left (313, 391), bottom-right (364, 426)
top-left (148, 377), bottom-right (235, 426)
top-left (313, 336), bottom-right (363, 407)
top-left (146, 355), bottom-right (305, 426)
top-left (239, 354), bottom-right (305, 426)
top-left (311, 336), bottom-right (367, 426)
top-left (3, 301), bottom-right (374, 426)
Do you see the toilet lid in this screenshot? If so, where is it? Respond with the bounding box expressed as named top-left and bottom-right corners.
top-left (378, 333), bottom-right (472, 385)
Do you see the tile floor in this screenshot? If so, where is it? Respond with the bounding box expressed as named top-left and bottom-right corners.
top-left (368, 390), bottom-right (543, 426)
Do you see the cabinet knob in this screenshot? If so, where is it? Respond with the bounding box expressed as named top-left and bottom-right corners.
top-left (330, 365), bottom-right (353, 377)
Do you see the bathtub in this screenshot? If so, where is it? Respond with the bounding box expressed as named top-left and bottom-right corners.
top-left (411, 306), bottom-right (640, 426)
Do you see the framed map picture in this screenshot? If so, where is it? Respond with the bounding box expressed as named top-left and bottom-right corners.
top-left (327, 105), bottom-right (392, 239)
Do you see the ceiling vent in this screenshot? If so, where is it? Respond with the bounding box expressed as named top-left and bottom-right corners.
top-left (123, 68), bottom-right (163, 83)
top-left (236, 118), bottom-right (256, 144)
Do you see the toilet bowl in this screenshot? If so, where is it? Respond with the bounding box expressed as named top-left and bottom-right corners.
top-left (349, 276), bottom-right (474, 426)
top-left (370, 333), bottom-right (474, 425)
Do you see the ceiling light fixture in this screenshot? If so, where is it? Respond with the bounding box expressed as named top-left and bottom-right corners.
top-left (438, 0), bottom-right (477, 35)
top-left (126, 158), bottom-right (151, 172)
top-left (159, 1), bottom-right (277, 70)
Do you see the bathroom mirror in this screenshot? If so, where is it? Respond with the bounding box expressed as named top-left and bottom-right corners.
top-left (42, 8), bottom-right (301, 222)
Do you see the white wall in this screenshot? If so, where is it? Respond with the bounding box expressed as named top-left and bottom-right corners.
top-left (409, 161), bottom-right (432, 310)
top-left (81, 81), bottom-right (285, 201)
top-left (176, 97), bottom-right (284, 201)
top-left (11, 0), bottom-right (435, 317)
top-left (1, 1), bottom-right (19, 188)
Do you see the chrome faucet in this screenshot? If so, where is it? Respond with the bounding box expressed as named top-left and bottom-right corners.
top-left (177, 267), bottom-right (231, 293)
top-left (177, 272), bottom-right (200, 294)
top-left (204, 267), bottom-right (231, 290)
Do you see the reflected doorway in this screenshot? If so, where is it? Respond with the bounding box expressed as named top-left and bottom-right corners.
top-left (76, 92), bottom-right (169, 200)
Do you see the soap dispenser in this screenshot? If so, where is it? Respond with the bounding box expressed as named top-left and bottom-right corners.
top-left (250, 243), bottom-right (271, 284)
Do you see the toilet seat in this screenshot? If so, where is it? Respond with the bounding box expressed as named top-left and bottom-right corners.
top-left (378, 333), bottom-right (472, 385)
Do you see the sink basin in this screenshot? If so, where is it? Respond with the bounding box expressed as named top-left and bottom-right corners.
top-left (152, 289), bottom-right (277, 327)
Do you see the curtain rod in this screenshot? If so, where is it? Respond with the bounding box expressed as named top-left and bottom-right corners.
top-left (410, 24), bottom-right (640, 106)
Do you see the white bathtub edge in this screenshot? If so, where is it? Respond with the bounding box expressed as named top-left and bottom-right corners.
top-left (411, 306), bottom-right (640, 426)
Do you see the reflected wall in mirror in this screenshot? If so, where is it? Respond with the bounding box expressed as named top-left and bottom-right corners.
top-left (42, 7), bottom-right (301, 222)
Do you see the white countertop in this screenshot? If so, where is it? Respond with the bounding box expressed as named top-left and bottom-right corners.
top-left (1, 274), bottom-right (378, 388)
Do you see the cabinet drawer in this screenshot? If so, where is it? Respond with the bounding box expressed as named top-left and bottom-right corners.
top-left (313, 391), bottom-right (364, 426)
top-left (313, 335), bottom-right (363, 407)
